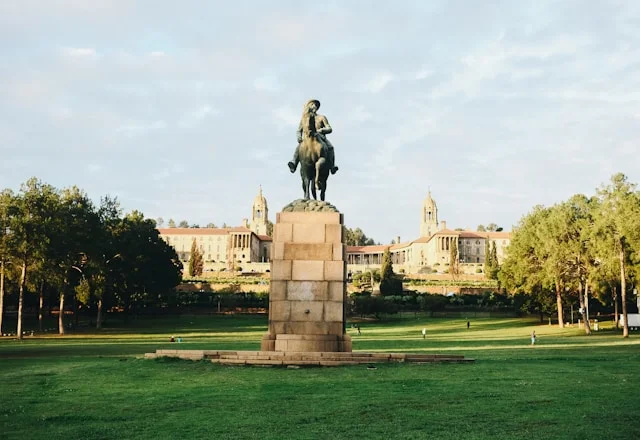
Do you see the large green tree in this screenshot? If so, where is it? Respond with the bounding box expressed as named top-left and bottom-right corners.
top-left (0, 189), bottom-right (16, 335)
top-left (10, 178), bottom-right (59, 339)
top-left (594, 173), bottom-right (640, 338)
top-left (499, 206), bottom-right (560, 323)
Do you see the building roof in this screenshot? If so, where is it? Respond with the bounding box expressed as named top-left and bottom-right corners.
top-left (347, 245), bottom-right (389, 254)
top-left (257, 235), bottom-right (272, 241)
top-left (458, 231), bottom-right (512, 239)
top-left (347, 230), bottom-right (512, 255)
top-left (158, 227), bottom-right (252, 236)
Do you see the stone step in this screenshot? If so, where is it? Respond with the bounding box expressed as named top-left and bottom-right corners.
top-left (148, 349), bottom-right (474, 366)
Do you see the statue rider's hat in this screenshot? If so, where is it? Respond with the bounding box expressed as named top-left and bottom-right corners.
top-left (305, 99), bottom-right (320, 109)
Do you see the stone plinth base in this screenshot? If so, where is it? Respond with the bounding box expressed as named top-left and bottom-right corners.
top-left (264, 206), bottom-right (351, 352)
top-left (271, 334), bottom-right (352, 352)
top-left (145, 349), bottom-right (474, 366)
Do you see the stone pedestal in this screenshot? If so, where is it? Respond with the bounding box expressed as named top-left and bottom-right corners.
top-left (261, 206), bottom-right (351, 352)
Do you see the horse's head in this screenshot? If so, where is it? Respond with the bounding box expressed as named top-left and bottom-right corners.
top-left (300, 103), bottom-right (318, 139)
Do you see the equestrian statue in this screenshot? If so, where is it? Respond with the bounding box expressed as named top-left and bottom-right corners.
top-left (287, 99), bottom-right (338, 201)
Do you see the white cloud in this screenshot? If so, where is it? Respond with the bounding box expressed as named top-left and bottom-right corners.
top-left (415, 67), bottom-right (433, 80)
top-left (61, 47), bottom-right (97, 57)
top-left (272, 106), bottom-right (299, 131)
top-left (116, 120), bottom-right (166, 136)
top-left (179, 105), bottom-right (218, 128)
top-left (253, 73), bottom-right (280, 92)
top-left (358, 72), bottom-right (394, 94)
top-left (351, 105), bottom-right (372, 122)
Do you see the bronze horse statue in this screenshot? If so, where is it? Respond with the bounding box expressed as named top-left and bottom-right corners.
top-left (298, 109), bottom-right (330, 201)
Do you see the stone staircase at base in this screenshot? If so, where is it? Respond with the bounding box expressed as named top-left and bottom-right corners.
top-left (145, 349), bottom-right (474, 366)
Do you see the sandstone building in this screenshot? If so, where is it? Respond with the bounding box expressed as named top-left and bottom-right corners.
top-left (158, 189), bottom-right (511, 275)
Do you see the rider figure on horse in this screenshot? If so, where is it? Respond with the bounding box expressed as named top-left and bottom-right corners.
top-left (288, 99), bottom-right (339, 175)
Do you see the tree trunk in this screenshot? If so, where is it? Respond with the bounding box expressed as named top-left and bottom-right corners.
top-left (17, 261), bottom-right (27, 340)
top-left (96, 298), bottom-right (103, 330)
top-left (74, 293), bottom-right (79, 328)
top-left (555, 280), bottom-right (564, 328)
top-left (579, 280), bottom-right (591, 335)
top-left (38, 280), bottom-right (45, 332)
top-left (613, 284), bottom-right (619, 329)
top-left (0, 259), bottom-right (5, 335)
top-left (620, 248), bottom-right (629, 338)
top-left (58, 291), bottom-right (65, 336)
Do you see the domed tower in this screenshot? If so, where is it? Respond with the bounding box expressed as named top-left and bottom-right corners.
top-left (420, 190), bottom-right (438, 237)
top-left (250, 186), bottom-right (268, 235)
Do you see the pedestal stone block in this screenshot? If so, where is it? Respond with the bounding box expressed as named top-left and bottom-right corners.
top-left (262, 204), bottom-right (351, 352)
top-left (292, 260), bottom-right (325, 281)
top-left (284, 243), bottom-right (333, 261)
top-left (328, 282), bottom-right (345, 301)
top-left (324, 260), bottom-right (345, 281)
top-left (292, 223), bottom-right (326, 243)
top-left (287, 281), bottom-right (328, 301)
top-left (271, 260), bottom-right (292, 281)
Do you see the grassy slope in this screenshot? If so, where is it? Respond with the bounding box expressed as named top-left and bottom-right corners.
top-left (1, 315), bottom-right (639, 440)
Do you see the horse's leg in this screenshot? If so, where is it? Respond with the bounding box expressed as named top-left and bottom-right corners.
top-left (315, 158), bottom-right (326, 191)
top-left (301, 171), bottom-right (309, 200)
top-left (311, 180), bottom-right (317, 200)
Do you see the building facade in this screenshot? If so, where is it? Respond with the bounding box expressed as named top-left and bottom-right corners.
top-left (158, 189), bottom-right (511, 276)
top-left (346, 191), bottom-right (511, 275)
top-left (159, 188), bottom-right (272, 273)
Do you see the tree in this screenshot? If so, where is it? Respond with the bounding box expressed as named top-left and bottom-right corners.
top-left (483, 239), bottom-right (491, 275)
top-left (205, 222), bottom-right (217, 229)
top-left (49, 186), bottom-right (101, 334)
top-left (168, 218), bottom-right (176, 228)
top-left (345, 227), bottom-right (376, 246)
top-left (10, 178), bottom-right (59, 339)
top-left (0, 189), bottom-right (16, 336)
top-left (449, 239), bottom-right (459, 276)
top-left (594, 173), bottom-right (640, 338)
top-left (379, 248), bottom-right (402, 295)
top-left (92, 195), bottom-right (123, 329)
top-left (477, 225), bottom-right (486, 232)
top-left (488, 241), bottom-right (499, 280)
top-left (178, 220), bottom-right (189, 228)
top-left (155, 217), bottom-right (164, 228)
top-left (266, 220), bottom-right (274, 237)
top-left (499, 206), bottom-right (560, 324)
top-left (188, 239), bottom-right (204, 277)
top-left (486, 223), bottom-right (499, 232)
top-left (112, 211), bottom-right (182, 321)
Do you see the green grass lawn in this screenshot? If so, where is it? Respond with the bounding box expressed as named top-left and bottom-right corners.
top-left (1, 314), bottom-right (639, 439)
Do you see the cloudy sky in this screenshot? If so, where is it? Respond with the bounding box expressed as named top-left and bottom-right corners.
top-left (1, 0), bottom-right (639, 243)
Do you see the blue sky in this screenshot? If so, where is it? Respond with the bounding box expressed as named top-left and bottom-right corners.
top-left (1, 1), bottom-right (639, 243)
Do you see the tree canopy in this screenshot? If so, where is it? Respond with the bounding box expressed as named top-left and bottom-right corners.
top-left (500, 173), bottom-right (640, 336)
top-left (0, 178), bottom-right (182, 337)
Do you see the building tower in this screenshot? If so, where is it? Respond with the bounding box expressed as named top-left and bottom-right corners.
top-left (250, 186), bottom-right (268, 235)
top-left (420, 190), bottom-right (438, 237)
